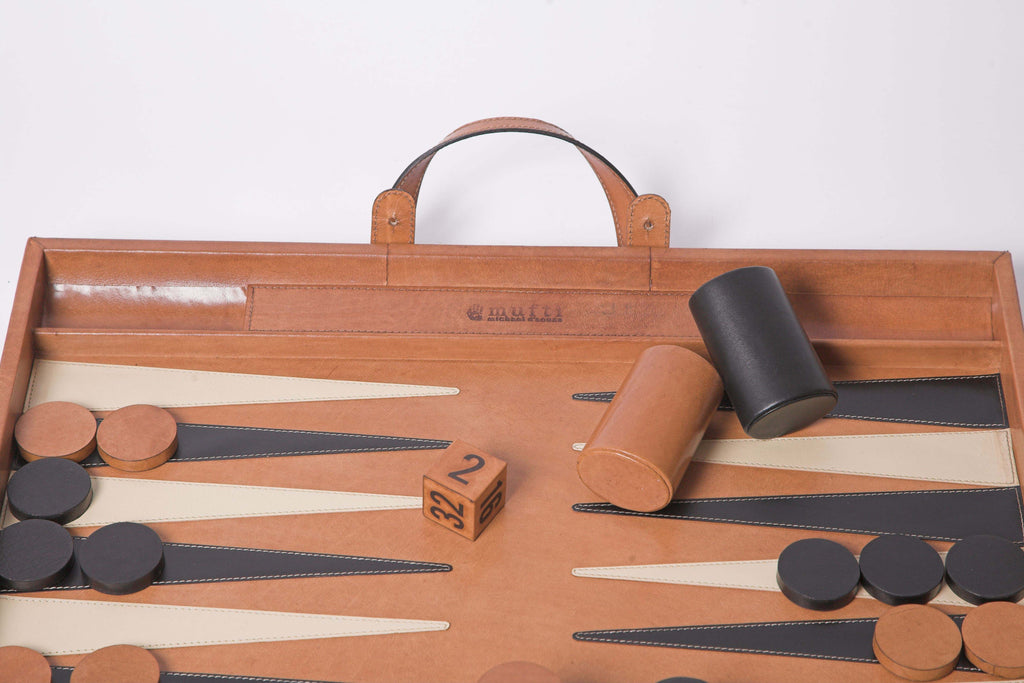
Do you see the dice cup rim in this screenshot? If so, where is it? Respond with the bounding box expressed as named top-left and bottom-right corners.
top-left (745, 390), bottom-right (838, 439)
top-left (577, 446), bottom-right (673, 513)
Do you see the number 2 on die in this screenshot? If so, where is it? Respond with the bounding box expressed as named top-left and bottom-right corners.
top-left (423, 441), bottom-right (508, 540)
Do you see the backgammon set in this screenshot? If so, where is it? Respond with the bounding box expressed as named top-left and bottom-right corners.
top-left (1, 117), bottom-right (1023, 683)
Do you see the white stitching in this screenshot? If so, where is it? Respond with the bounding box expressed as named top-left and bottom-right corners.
top-left (831, 374), bottom-right (1005, 426)
top-left (574, 635), bottom-right (875, 663)
top-left (29, 360), bottom-right (459, 410)
top-left (826, 414), bottom-right (1003, 428)
top-left (836, 374), bottom-right (999, 384)
top-left (573, 633), bottom-right (876, 663)
top-left (167, 674), bottom-right (335, 683)
top-left (24, 565), bottom-right (448, 593)
top-left (574, 374), bottom-right (1008, 428)
top-left (71, 507), bottom-right (417, 524)
top-left (574, 487), bottom-right (1024, 543)
top-left (51, 666), bottom-right (339, 683)
top-left (7, 597), bottom-right (448, 655)
top-left (161, 541), bottom-right (447, 565)
top-left (34, 359), bottom-right (452, 386)
top-left (6, 596), bottom-right (435, 619)
top-left (690, 458), bottom-right (1006, 486)
top-left (25, 362), bottom-right (40, 410)
top-left (575, 430), bottom-right (1016, 485)
top-left (83, 443), bottom-right (446, 467)
top-left (82, 423), bottom-right (448, 465)
top-left (996, 372), bottom-right (1009, 425)
top-left (577, 486), bottom-right (1018, 505)
top-left (586, 617), bottom-right (880, 630)
top-left (580, 427), bottom-right (1001, 448)
top-left (700, 431), bottom-right (1015, 485)
top-left (15, 542), bottom-right (450, 593)
top-left (573, 618), bottom-right (882, 663)
top-left (78, 478), bottom-right (420, 523)
top-left (91, 478), bottom-right (412, 495)
top-left (181, 423), bottom-right (444, 441)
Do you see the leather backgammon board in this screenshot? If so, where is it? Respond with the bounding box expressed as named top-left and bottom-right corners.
top-left (1, 121), bottom-right (1023, 683)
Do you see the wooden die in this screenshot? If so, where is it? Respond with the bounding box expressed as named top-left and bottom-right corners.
top-left (423, 441), bottom-right (507, 540)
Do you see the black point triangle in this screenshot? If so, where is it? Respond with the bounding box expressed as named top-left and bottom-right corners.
top-left (574, 487), bottom-right (1024, 543)
top-left (16, 421), bottom-right (451, 468)
top-left (573, 374), bottom-right (1009, 429)
top-left (4, 539), bottom-right (450, 594)
top-left (51, 667), bottom-right (345, 683)
top-left (574, 615), bottom-right (979, 672)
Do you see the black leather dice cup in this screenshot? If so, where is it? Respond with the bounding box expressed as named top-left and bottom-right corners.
top-left (689, 266), bottom-right (837, 439)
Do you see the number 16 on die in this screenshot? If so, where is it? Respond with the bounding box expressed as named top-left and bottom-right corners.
top-left (423, 441), bottom-right (508, 540)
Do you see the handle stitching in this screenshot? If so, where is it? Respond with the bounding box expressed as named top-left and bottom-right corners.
top-left (627, 195), bottom-right (671, 247)
top-left (372, 190), bottom-right (415, 245)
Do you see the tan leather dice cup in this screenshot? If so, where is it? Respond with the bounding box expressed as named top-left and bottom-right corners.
top-left (577, 345), bottom-right (723, 512)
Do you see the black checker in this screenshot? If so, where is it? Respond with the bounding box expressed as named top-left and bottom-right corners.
top-left (6, 457), bottom-right (92, 524)
top-left (78, 522), bottom-right (165, 595)
top-left (0, 519), bottom-right (75, 592)
top-left (945, 534), bottom-right (1024, 605)
top-left (776, 538), bottom-right (860, 611)
top-left (859, 534), bottom-right (945, 605)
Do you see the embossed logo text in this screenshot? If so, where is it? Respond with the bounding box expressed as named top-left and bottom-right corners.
top-left (465, 304), bottom-right (563, 323)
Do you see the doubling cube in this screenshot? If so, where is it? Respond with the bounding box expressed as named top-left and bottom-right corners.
top-left (423, 441), bottom-right (507, 540)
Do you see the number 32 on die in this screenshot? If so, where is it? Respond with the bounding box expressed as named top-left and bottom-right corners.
top-left (423, 441), bottom-right (508, 541)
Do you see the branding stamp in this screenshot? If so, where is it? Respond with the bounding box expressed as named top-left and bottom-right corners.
top-left (466, 304), bottom-right (563, 323)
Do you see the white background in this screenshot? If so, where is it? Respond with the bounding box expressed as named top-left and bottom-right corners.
top-left (1, 0), bottom-right (1023, 333)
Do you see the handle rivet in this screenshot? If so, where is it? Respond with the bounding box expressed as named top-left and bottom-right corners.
top-left (643, 219), bottom-right (654, 231)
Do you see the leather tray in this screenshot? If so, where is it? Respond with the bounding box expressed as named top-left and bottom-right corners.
top-left (1, 119), bottom-right (1023, 683)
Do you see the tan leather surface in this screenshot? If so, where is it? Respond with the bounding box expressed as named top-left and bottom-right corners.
top-left (14, 400), bottom-right (96, 462)
top-left (0, 240), bottom-right (47, 498)
top-left (872, 605), bottom-right (962, 681)
top-left (245, 283), bottom-right (990, 340)
top-left (961, 601), bottom-right (1024, 677)
top-left (0, 645), bottom-right (52, 683)
top-left (18, 350), bottom-right (1004, 683)
top-left (370, 117), bottom-right (670, 247)
top-left (650, 248), bottom-right (1001, 297)
top-left (69, 644), bottom-right (160, 683)
top-left (248, 285), bottom-right (695, 337)
top-left (0, 238), bottom-right (1019, 683)
top-left (578, 345), bottom-right (722, 511)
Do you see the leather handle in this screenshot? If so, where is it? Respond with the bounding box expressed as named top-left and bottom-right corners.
top-left (371, 117), bottom-right (670, 247)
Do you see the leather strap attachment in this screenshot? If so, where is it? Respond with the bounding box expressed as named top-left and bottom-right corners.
top-left (371, 189), bottom-right (415, 245)
top-left (370, 117), bottom-right (670, 246)
top-left (626, 194), bottom-right (671, 247)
